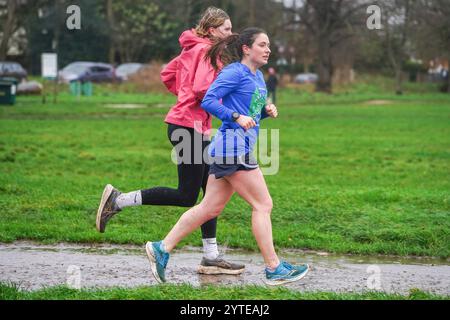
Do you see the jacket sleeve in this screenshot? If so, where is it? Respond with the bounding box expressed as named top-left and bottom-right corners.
top-left (201, 67), bottom-right (240, 122)
top-left (192, 53), bottom-right (217, 101)
top-left (160, 57), bottom-right (179, 96)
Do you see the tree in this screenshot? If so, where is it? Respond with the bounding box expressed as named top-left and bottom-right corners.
top-left (23, 0), bottom-right (110, 73)
top-left (0, 0), bottom-right (18, 60)
top-left (286, 0), bottom-right (370, 93)
top-left (378, 0), bottom-right (417, 95)
top-left (105, 0), bottom-right (115, 64)
top-left (0, 0), bottom-right (40, 60)
top-left (416, 0), bottom-right (450, 93)
top-left (110, 0), bottom-right (176, 62)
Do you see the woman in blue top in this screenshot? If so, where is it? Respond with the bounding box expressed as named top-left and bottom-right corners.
top-left (145, 28), bottom-right (309, 286)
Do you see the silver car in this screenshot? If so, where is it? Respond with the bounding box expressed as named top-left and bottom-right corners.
top-left (0, 61), bottom-right (28, 82)
top-left (58, 62), bottom-right (115, 83)
top-left (294, 73), bottom-right (318, 84)
top-left (115, 63), bottom-right (144, 82)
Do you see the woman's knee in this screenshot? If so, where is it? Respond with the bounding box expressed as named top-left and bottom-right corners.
top-left (198, 201), bottom-right (224, 219)
top-left (179, 198), bottom-right (197, 207)
top-left (253, 197), bottom-right (273, 214)
top-left (178, 191), bottom-right (200, 207)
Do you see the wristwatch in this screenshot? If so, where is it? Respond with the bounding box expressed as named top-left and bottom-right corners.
top-left (232, 112), bottom-right (240, 122)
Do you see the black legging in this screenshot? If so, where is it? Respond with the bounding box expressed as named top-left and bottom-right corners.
top-left (140, 124), bottom-right (216, 239)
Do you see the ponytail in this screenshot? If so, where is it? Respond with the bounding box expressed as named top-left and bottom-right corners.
top-left (206, 27), bottom-right (267, 71)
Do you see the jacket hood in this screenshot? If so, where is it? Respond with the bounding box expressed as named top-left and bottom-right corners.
top-left (179, 29), bottom-right (212, 49)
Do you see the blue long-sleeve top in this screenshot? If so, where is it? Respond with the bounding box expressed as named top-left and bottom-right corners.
top-left (202, 62), bottom-right (269, 158)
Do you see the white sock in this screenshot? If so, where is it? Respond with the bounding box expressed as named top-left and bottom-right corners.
top-left (160, 241), bottom-right (167, 253)
top-left (116, 191), bottom-right (142, 209)
top-left (202, 238), bottom-right (219, 260)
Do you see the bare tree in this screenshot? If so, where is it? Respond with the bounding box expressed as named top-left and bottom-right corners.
top-left (285, 0), bottom-right (369, 93)
top-left (416, 0), bottom-right (450, 93)
top-left (378, 0), bottom-right (417, 95)
top-left (106, 0), bottom-right (115, 64)
top-left (0, 0), bottom-right (18, 60)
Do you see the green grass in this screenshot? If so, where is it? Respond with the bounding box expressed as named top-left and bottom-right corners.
top-left (0, 79), bottom-right (449, 258)
top-left (0, 282), bottom-right (447, 300)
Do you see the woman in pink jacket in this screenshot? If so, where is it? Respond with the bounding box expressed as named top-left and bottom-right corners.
top-left (96, 7), bottom-right (244, 275)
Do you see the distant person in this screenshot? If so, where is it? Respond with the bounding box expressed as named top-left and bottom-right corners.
top-left (96, 7), bottom-right (245, 275)
top-left (441, 68), bottom-right (449, 93)
top-left (266, 67), bottom-right (278, 104)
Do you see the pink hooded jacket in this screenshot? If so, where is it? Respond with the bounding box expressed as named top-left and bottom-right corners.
top-left (161, 29), bottom-right (220, 135)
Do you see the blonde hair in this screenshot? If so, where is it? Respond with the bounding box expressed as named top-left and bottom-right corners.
top-left (195, 7), bottom-right (230, 39)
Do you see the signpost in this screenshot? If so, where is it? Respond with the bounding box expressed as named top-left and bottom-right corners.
top-left (41, 53), bottom-right (58, 104)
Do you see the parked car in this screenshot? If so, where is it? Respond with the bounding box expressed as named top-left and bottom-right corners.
top-left (294, 73), bottom-right (318, 84)
top-left (58, 62), bottom-right (115, 83)
top-left (0, 61), bottom-right (27, 82)
top-left (115, 63), bottom-right (145, 81)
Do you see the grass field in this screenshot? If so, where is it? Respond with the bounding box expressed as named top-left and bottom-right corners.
top-left (0, 79), bottom-right (449, 259)
top-left (0, 282), bottom-right (447, 300)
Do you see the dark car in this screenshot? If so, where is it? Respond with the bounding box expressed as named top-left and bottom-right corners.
top-left (59, 62), bottom-right (115, 83)
top-left (0, 62), bottom-right (28, 82)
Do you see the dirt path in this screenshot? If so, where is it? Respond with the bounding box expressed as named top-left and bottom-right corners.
top-left (1, 242), bottom-right (449, 295)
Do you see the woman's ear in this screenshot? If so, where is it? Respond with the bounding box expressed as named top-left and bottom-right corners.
top-left (242, 44), bottom-right (251, 56)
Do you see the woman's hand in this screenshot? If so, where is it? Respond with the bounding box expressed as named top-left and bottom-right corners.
top-left (265, 104), bottom-right (278, 118)
top-left (236, 115), bottom-right (257, 130)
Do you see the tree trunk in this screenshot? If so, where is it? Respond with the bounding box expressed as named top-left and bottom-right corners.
top-left (106, 0), bottom-right (116, 65)
top-left (447, 52), bottom-right (450, 93)
top-left (447, 71), bottom-right (450, 93)
top-left (249, 0), bottom-right (255, 26)
top-left (386, 23), bottom-right (403, 95)
top-left (316, 36), bottom-right (333, 93)
top-left (395, 68), bottom-right (403, 95)
top-left (0, 0), bottom-right (17, 60)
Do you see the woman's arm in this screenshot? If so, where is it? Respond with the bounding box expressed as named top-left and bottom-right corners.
top-left (201, 67), bottom-right (241, 122)
top-left (160, 57), bottom-right (179, 96)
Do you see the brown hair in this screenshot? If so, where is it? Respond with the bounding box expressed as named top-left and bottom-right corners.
top-left (195, 7), bottom-right (230, 39)
top-left (206, 27), bottom-right (267, 71)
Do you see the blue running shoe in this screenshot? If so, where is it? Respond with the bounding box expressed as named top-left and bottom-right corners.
top-left (281, 261), bottom-right (309, 273)
top-left (145, 241), bottom-right (170, 283)
top-left (264, 261), bottom-right (309, 286)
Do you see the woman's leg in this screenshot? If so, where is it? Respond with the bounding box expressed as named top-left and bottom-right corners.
top-left (224, 169), bottom-right (280, 269)
top-left (199, 155), bottom-right (217, 239)
top-left (163, 175), bottom-right (234, 252)
top-left (97, 124), bottom-right (204, 234)
top-left (139, 125), bottom-right (205, 207)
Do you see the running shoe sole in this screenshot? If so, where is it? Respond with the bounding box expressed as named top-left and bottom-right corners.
top-left (263, 264), bottom-right (310, 286)
top-left (145, 242), bottom-right (163, 283)
top-left (96, 184), bottom-right (114, 233)
top-left (197, 265), bottom-right (245, 275)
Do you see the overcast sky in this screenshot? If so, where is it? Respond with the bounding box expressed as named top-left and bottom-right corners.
top-left (275, 0), bottom-right (304, 8)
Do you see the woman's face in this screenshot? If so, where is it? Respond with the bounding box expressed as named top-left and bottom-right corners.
top-left (209, 19), bottom-right (233, 39)
top-left (245, 33), bottom-right (271, 67)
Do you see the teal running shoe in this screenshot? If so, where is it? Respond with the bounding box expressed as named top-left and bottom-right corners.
top-left (145, 241), bottom-right (170, 283)
top-left (264, 261), bottom-right (309, 286)
top-left (282, 261), bottom-right (309, 273)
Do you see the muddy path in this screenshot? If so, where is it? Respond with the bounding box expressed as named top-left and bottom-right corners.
top-left (0, 242), bottom-right (449, 295)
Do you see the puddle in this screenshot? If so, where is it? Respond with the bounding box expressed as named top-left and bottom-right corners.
top-left (103, 104), bottom-right (148, 109)
top-left (364, 100), bottom-right (395, 105)
top-left (0, 242), bottom-right (449, 295)
top-left (103, 103), bottom-right (170, 109)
